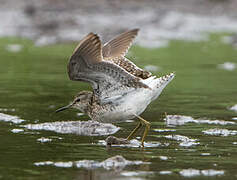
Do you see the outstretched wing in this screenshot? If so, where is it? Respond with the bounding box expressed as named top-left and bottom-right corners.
top-left (102, 29), bottom-right (152, 79)
top-left (102, 29), bottom-right (139, 59)
top-left (68, 33), bottom-right (149, 102)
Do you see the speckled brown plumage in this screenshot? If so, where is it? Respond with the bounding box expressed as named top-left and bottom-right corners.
top-left (110, 57), bottom-right (152, 79)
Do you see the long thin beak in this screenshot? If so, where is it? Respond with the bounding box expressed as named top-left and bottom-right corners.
top-left (55, 103), bottom-right (73, 113)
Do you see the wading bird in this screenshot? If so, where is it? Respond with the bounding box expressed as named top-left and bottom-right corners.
top-left (56, 29), bottom-right (175, 146)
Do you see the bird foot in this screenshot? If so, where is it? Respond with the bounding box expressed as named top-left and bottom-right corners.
top-left (105, 136), bottom-right (130, 146)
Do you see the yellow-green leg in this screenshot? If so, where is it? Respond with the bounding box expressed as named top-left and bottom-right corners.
top-left (140, 118), bottom-right (150, 147)
top-left (135, 115), bottom-right (150, 147)
top-left (128, 114), bottom-right (151, 147)
top-left (126, 121), bottom-right (142, 140)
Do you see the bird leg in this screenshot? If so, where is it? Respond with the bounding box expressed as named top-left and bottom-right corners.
top-left (127, 114), bottom-right (151, 147)
top-left (126, 121), bottom-right (142, 141)
top-left (134, 114), bottom-right (150, 147)
top-left (139, 116), bottom-right (150, 147)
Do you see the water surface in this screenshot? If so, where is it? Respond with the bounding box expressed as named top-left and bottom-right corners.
top-left (0, 34), bottom-right (237, 179)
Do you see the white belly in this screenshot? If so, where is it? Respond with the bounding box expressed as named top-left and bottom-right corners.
top-left (98, 73), bottom-right (175, 123)
top-left (99, 88), bottom-right (152, 123)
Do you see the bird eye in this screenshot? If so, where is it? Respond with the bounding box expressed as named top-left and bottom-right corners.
top-left (76, 98), bottom-right (80, 102)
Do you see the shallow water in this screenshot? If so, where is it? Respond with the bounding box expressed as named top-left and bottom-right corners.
top-left (0, 35), bottom-right (237, 180)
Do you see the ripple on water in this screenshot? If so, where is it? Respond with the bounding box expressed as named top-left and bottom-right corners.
top-left (165, 115), bottom-right (235, 126)
top-left (202, 128), bottom-right (237, 136)
top-left (34, 155), bottom-right (145, 170)
top-left (180, 169), bottom-right (224, 177)
top-left (0, 113), bottom-right (25, 124)
top-left (22, 120), bottom-right (120, 136)
top-left (0, 108), bottom-right (16, 112)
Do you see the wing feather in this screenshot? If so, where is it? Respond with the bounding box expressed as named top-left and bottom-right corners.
top-left (102, 29), bottom-right (152, 79)
top-left (102, 29), bottom-right (139, 58)
top-left (68, 32), bottom-right (149, 102)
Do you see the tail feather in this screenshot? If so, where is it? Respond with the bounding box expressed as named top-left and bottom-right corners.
top-left (143, 72), bottom-right (175, 101)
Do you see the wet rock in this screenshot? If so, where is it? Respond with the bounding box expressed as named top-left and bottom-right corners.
top-left (34, 155), bottom-right (144, 170)
top-left (2, 2), bottom-right (237, 48)
top-left (165, 115), bottom-right (235, 126)
top-left (202, 128), bottom-right (237, 136)
top-left (23, 120), bottom-right (119, 136)
top-left (105, 136), bottom-right (130, 146)
top-left (24, 5), bottom-right (36, 17)
top-left (0, 113), bottom-right (25, 124)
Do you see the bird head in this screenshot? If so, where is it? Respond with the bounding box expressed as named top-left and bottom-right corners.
top-left (55, 91), bottom-right (93, 113)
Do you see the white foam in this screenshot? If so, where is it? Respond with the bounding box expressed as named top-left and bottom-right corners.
top-left (165, 134), bottom-right (200, 147)
top-left (180, 169), bottom-right (224, 177)
top-left (165, 115), bottom-right (235, 126)
top-left (11, 129), bottom-right (24, 133)
top-left (159, 156), bottom-right (168, 161)
top-left (37, 137), bottom-right (52, 143)
top-left (121, 171), bottom-right (153, 177)
top-left (0, 113), bottom-right (25, 124)
top-left (159, 171), bottom-right (172, 175)
top-left (218, 62), bottom-right (236, 71)
top-left (5, 44), bottom-right (23, 52)
top-left (99, 138), bottom-right (168, 148)
top-left (203, 128), bottom-right (237, 136)
top-left (229, 104), bottom-right (237, 112)
top-left (23, 120), bottom-right (119, 136)
top-left (34, 155), bottom-right (145, 170)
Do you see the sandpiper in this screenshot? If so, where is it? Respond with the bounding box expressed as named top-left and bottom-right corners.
top-left (56, 29), bottom-right (175, 146)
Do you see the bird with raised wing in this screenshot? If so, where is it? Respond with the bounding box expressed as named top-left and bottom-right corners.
top-left (56, 29), bottom-right (175, 147)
